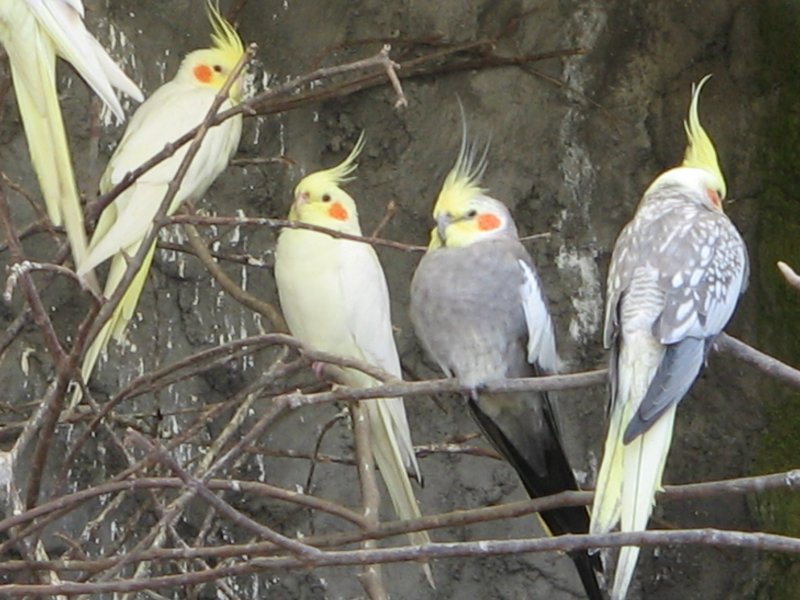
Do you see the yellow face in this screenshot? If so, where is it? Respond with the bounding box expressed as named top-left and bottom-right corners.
top-left (185, 48), bottom-right (244, 101)
top-left (434, 196), bottom-right (507, 248)
top-left (290, 176), bottom-right (358, 228)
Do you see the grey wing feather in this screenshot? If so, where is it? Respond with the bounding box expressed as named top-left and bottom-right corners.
top-left (656, 218), bottom-right (748, 343)
top-left (603, 222), bottom-right (638, 349)
top-left (623, 336), bottom-right (705, 442)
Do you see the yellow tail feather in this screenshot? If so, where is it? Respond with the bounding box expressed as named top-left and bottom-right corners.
top-left (9, 39), bottom-right (93, 281)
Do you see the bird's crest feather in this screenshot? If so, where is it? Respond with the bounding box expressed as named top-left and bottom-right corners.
top-left (297, 132), bottom-right (366, 193)
top-left (682, 74), bottom-right (726, 197)
top-left (434, 110), bottom-right (489, 217)
top-left (207, 1), bottom-right (244, 63)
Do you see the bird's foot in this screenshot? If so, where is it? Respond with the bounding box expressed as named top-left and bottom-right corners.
top-left (311, 361), bottom-right (327, 378)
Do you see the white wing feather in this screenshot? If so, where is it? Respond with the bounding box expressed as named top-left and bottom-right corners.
top-left (80, 83), bottom-right (241, 275)
top-left (26, 0), bottom-right (142, 121)
top-left (337, 240), bottom-right (421, 479)
top-left (518, 259), bottom-right (559, 373)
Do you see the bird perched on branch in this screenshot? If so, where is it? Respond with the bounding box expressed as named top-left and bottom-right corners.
top-left (409, 118), bottom-right (603, 600)
top-left (274, 133), bottom-right (432, 578)
top-left (590, 75), bottom-right (748, 600)
top-left (75, 1), bottom-right (244, 396)
top-left (0, 0), bottom-right (142, 272)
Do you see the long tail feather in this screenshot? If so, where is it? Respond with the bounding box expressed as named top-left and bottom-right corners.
top-left (590, 398), bottom-right (625, 537)
top-left (7, 36), bottom-right (93, 280)
top-left (612, 407), bottom-right (676, 600)
top-left (468, 396), bottom-right (604, 600)
top-left (28, 0), bottom-right (143, 121)
top-left (592, 333), bottom-right (673, 600)
top-left (73, 241), bottom-right (156, 408)
top-left (364, 398), bottom-right (433, 586)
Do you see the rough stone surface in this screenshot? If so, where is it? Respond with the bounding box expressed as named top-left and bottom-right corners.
top-left (0, 0), bottom-right (795, 598)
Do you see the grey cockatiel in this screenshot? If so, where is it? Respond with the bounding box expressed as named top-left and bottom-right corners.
top-left (590, 76), bottom-right (749, 600)
top-left (409, 129), bottom-right (603, 600)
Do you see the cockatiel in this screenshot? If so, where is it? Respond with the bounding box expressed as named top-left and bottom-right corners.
top-left (590, 76), bottom-right (748, 600)
top-left (75, 1), bottom-right (244, 394)
top-left (409, 125), bottom-right (603, 600)
top-left (0, 0), bottom-right (143, 271)
top-left (274, 133), bottom-right (431, 573)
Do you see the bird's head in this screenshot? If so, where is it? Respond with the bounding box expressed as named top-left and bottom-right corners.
top-left (430, 115), bottom-right (515, 248)
top-left (648, 75), bottom-right (726, 212)
top-left (178, 2), bottom-right (245, 101)
top-left (289, 132), bottom-right (366, 231)
top-left (433, 194), bottom-right (516, 248)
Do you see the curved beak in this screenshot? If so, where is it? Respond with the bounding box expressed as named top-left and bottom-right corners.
top-left (435, 213), bottom-right (452, 245)
top-left (294, 191), bottom-right (310, 208)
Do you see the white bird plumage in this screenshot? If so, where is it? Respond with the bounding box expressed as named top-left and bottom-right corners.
top-left (75, 2), bottom-right (245, 399)
top-left (274, 134), bottom-right (431, 582)
top-left (0, 0), bottom-right (142, 271)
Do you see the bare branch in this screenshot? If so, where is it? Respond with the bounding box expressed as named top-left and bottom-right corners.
top-left (777, 261), bottom-right (800, 293)
top-left (716, 333), bottom-right (800, 389)
top-left (125, 430), bottom-right (322, 560)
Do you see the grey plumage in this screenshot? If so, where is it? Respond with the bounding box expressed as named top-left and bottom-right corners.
top-left (605, 180), bottom-right (749, 443)
top-left (410, 193), bottom-right (603, 600)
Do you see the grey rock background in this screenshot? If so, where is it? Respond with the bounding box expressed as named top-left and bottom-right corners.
top-left (1, 0), bottom-right (798, 598)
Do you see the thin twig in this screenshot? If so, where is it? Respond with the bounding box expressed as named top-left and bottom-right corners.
top-left (350, 402), bottom-right (388, 600)
top-left (182, 219), bottom-right (287, 331)
top-left (1, 527), bottom-right (799, 596)
top-left (171, 213), bottom-right (428, 252)
top-left (125, 431), bottom-right (322, 560)
top-left (716, 333), bottom-right (800, 388)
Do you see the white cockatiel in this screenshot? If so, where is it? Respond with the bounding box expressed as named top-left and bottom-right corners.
top-left (0, 0), bottom-right (143, 271)
top-left (274, 134), bottom-right (431, 571)
top-left (590, 76), bottom-right (748, 599)
top-left (75, 2), bottom-right (244, 394)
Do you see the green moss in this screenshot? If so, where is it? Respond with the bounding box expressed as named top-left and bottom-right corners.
top-left (753, 1), bottom-right (800, 597)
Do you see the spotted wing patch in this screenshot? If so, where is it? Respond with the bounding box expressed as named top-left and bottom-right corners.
top-left (656, 216), bottom-right (747, 343)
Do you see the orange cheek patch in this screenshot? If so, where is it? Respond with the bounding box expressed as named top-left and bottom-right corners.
top-left (707, 189), bottom-right (722, 210)
top-left (193, 64), bottom-right (213, 83)
top-left (328, 201), bottom-right (349, 221)
top-left (477, 213), bottom-right (501, 231)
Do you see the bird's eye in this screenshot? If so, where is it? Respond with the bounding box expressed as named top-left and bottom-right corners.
top-left (213, 64), bottom-right (223, 73)
top-left (322, 194), bottom-right (332, 203)
top-left (467, 209), bottom-right (478, 218)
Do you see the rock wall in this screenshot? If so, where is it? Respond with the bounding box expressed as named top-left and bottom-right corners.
top-left (1, 0), bottom-right (798, 598)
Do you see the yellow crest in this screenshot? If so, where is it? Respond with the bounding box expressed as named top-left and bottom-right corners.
top-left (434, 110), bottom-right (489, 218)
top-left (295, 131), bottom-right (366, 195)
top-left (207, 1), bottom-right (244, 63)
top-left (682, 74), bottom-right (726, 198)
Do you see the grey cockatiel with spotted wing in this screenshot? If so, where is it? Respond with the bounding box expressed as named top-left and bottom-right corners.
top-left (410, 127), bottom-right (603, 600)
top-left (590, 76), bottom-right (749, 600)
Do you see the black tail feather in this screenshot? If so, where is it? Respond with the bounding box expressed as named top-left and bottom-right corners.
top-left (468, 396), bottom-right (605, 600)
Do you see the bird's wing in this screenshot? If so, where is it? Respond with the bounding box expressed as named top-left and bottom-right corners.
top-left (336, 239), bottom-right (422, 471)
top-left (603, 218), bottom-right (640, 350)
top-left (624, 212), bottom-right (748, 440)
top-left (104, 84), bottom-right (240, 200)
top-left (27, 0), bottom-right (142, 121)
top-left (337, 240), bottom-right (402, 377)
top-left (104, 83), bottom-right (200, 186)
top-left (517, 255), bottom-right (559, 373)
top-left (1, 11), bottom-right (91, 273)
top-left (80, 182), bottom-right (167, 275)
